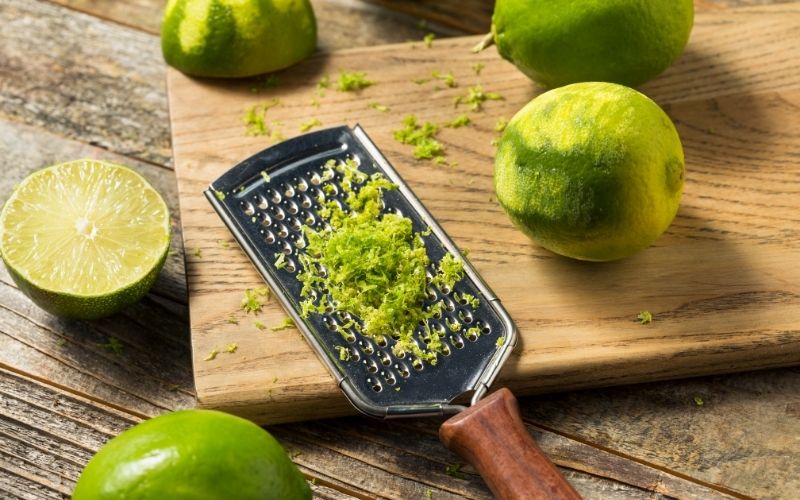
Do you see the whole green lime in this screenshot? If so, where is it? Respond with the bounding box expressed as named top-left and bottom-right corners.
top-left (161, 0), bottom-right (317, 78)
top-left (494, 82), bottom-right (685, 261)
top-left (491, 0), bottom-right (694, 88)
top-left (73, 410), bottom-right (311, 499)
top-left (0, 160), bottom-right (170, 320)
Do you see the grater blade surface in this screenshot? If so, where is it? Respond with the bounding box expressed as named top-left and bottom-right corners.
top-left (205, 125), bottom-right (517, 418)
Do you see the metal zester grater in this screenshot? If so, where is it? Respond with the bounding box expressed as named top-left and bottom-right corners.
top-left (206, 126), bottom-right (580, 499)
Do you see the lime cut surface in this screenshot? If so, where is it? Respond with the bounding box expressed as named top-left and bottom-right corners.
top-left (0, 159), bottom-right (171, 319)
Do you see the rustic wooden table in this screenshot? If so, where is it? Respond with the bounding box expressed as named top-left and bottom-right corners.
top-left (0, 1), bottom-right (798, 499)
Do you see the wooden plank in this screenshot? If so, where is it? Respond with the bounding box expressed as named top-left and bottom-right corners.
top-left (168, 5), bottom-right (800, 425)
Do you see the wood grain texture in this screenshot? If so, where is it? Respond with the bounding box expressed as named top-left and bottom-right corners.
top-left (168, 4), bottom-right (800, 425)
top-left (440, 389), bottom-right (580, 499)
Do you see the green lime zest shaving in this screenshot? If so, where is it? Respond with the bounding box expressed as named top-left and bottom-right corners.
top-left (336, 345), bottom-right (350, 361)
top-left (637, 310), bottom-right (653, 324)
top-left (226, 314), bottom-right (239, 324)
top-left (296, 159), bottom-right (468, 365)
top-left (337, 71), bottom-right (374, 92)
top-left (454, 85), bottom-right (503, 111)
top-left (225, 343), bottom-right (238, 353)
top-left (243, 98), bottom-right (281, 136)
top-left (495, 117), bottom-right (508, 132)
top-left (471, 62), bottom-right (485, 75)
top-left (432, 70), bottom-right (456, 88)
top-left (261, 170), bottom-right (271, 183)
top-left (368, 102), bottom-right (391, 112)
top-left (496, 336), bottom-right (505, 347)
top-left (393, 115), bottom-right (446, 163)
top-left (271, 318), bottom-right (295, 331)
top-left (241, 287), bottom-right (270, 314)
top-left (204, 349), bottom-right (218, 361)
top-left (299, 118), bottom-right (322, 132)
top-left (445, 463), bottom-right (466, 479)
top-left (254, 320), bottom-right (266, 330)
top-left (423, 33), bottom-right (435, 48)
top-left (98, 336), bottom-right (124, 355)
top-left (274, 253), bottom-right (287, 270)
top-left (693, 395), bottom-right (704, 406)
top-left (214, 189), bottom-right (226, 201)
top-left (446, 114), bottom-right (471, 128)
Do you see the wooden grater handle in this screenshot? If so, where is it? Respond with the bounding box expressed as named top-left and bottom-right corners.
top-left (439, 388), bottom-right (581, 500)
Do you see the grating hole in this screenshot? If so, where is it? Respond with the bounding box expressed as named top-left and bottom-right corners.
top-left (284, 185), bottom-right (296, 198)
top-left (285, 258), bottom-right (296, 273)
top-left (243, 202), bottom-right (255, 216)
top-left (432, 323), bottom-right (446, 335)
top-left (323, 316), bottom-right (338, 331)
top-left (359, 340), bottom-right (374, 355)
top-left (441, 344), bottom-right (451, 356)
top-left (459, 310), bottom-right (473, 324)
top-left (277, 224), bottom-right (289, 238)
top-left (286, 200), bottom-right (299, 215)
top-left (263, 230), bottom-right (276, 244)
top-left (348, 347), bottom-right (360, 361)
top-left (465, 329), bottom-right (479, 342)
top-left (450, 334), bottom-right (465, 349)
top-left (440, 284), bottom-right (452, 295)
top-left (258, 212), bottom-right (272, 226)
top-left (378, 351), bottom-right (391, 366)
top-left (368, 377), bottom-right (382, 392)
top-left (411, 358), bottom-right (424, 371)
top-left (375, 336), bottom-right (388, 348)
top-left (297, 178), bottom-right (309, 192)
top-left (426, 287), bottom-right (437, 301)
top-left (384, 372), bottom-right (396, 385)
top-left (293, 234), bottom-right (306, 249)
top-left (272, 206), bottom-right (286, 221)
top-left (425, 270), bottom-right (433, 283)
top-left (396, 363), bottom-right (410, 378)
top-left (257, 196), bottom-right (268, 210)
top-left (477, 320), bottom-right (491, 335)
top-left (289, 218), bottom-right (302, 232)
top-left (443, 297), bottom-right (455, 312)
top-left (299, 193), bottom-right (313, 208)
top-left (279, 240), bottom-right (292, 255)
top-left (301, 212), bottom-right (315, 225)
top-left (454, 292), bottom-right (468, 306)
top-left (365, 359), bottom-right (379, 374)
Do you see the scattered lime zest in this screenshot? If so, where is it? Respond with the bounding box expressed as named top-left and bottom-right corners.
top-left (446, 114), bottom-right (471, 128)
top-left (494, 117), bottom-right (508, 132)
top-left (465, 326), bottom-right (481, 338)
top-left (193, 248), bottom-right (202, 258)
top-left (98, 336), bottom-right (124, 355)
top-left (454, 85), bottom-right (504, 111)
top-left (395, 386), bottom-right (401, 392)
top-left (637, 310), bottom-right (653, 324)
top-left (421, 226), bottom-right (433, 236)
top-left (337, 71), bottom-right (374, 92)
top-left (445, 463), bottom-right (466, 479)
top-left (274, 253), bottom-right (287, 270)
top-left (299, 118), bottom-right (322, 132)
top-left (254, 320), bottom-right (266, 330)
top-left (336, 345), bottom-right (350, 361)
top-left (271, 317), bottom-right (295, 331)
top-left (423, 33), bottom-right (435, 48)
top-left (218, 239), bottom-right (232, 249)
top-left (241, 287), bottom-right (270, 314)
top-left (243, 99), bottom-right (281, 136)
top-left (225, 343), bottom-right (238, 353)
top-left (693, 396), bottom-right (704, 406)
top-left (425, 489), bottom-right (433, 499)
top-left (204, 349), bottom-right (218, 361)
top-left (317, 75), bottom-right (331, 94)
top-left (310, 97), bottom-right (321, 108)
top-left (471, 62), bottom-right (485, 75)
top-left (226, 314), bottom-right (239, 324)
top-left (261, 170), bottom-right (271, 183)
top-left (447, 318), bottom-right (462, 333)
top-left (432, 70), bottom-right (457, 88)
top-left (214, 189), bottom-right (226, 201)
top-left (272, 376), bottom-right (279, 383)
top-left (368, 102), bottom-right (391, 113)
top-left (496, 336), bottom-right (506, 347)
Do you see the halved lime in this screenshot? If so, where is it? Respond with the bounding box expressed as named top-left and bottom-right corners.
top-left (0, 160), bottom-right (171, 319)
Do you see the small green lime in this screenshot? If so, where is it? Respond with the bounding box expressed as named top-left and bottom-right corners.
top-left (162, 0), bottom-right (317, 78)
top-left (491, 0), bottom-right (694, 88)
top-left (0, 160), bottom-right (170, 319)
top-left (73, 409), bottom-right (311, 499)
top-left (494, 82), bottom-right (685, 261)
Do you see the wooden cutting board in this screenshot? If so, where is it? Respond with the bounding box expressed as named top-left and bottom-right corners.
top-left (168, 4), bottom-right (800, 425)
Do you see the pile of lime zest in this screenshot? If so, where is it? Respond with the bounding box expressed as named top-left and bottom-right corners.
top-left (274, 253), bottom-right (287, 270)
top-left (226, 314), bottom-right (239, 324)
top-left (637, 310), bottom-right (653, 324)
top-left (432, 70), bottom-right (457, 88)
top-left (423, 33), bottom-right (435, 48)
top-left (296, 159), bottom-right (468, 365)
top-left (335, 345), bottom-right (351, 361)
top-left (193, 248), bottom-right (202, 258)
top-left (241, 287), bottom-right (270, 314)
top-left (393, 115), bottom-right (446, 163)
top-left (299, 118), bottom-right (323, 132)
top-left (494, 117), bottom-right (509, 132)
top-left (496, 336), bottom-right (506, 347)
top-left (454, 85), bottom-right (504, 111)
top-left (260, 170), bottom-right (271, 183)
top-left (98, 336), bottom-right (124, 355)
top-left (445, 463), bottom-right (466, 479)
top-left (693, 395), bottom-right (704, 406)
top-left (225, 343), bottom-right (238, 353)
top-left (368, 102), bottom-right (391, 113)
top-left (204, 349), bottom-right (219, 361)
top-left (471, 62), bottom-right (485, 75)
top-left (445, 114), bottom-right (471, 128)
top-left (250, 74), bottom-right (279, 93)
top-left (336, 71), bottom-right (374, 92)
top-left (254, 320), bottom-right (266, 330)
top-left (243, 98), bottom-right (281, 136)
top-left (271, 317), bottom-right (295, 331)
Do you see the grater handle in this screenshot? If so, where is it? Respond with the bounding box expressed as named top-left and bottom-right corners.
top-left (439, 388), bottom-right (581, 500)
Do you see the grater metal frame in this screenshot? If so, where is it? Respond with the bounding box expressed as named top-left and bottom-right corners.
top-left (205, 125), bottom-right (517, 419)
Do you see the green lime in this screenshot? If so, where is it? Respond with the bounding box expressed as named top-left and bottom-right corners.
top-left (0, 160), bottom-right (170, 319)
top-left (494, 82), bottom-right (685, 261)
top-left (73, 410), bottom-right (311, 499)
top-left (162, 0), bottom-right (317, 78)
top-left (490, 0), bottom-right (694, 88)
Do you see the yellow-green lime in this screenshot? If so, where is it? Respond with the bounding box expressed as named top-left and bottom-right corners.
top-left (490, 0), bottom-right (694, 88)
top-left (0, 160), bottom-right (171, 319)
top-left (162, 0), bottom-right (317, 78)
top-left (494, 82), bottom-right (685, 261)
top-left (72, 409), bottom-right (311, 499)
